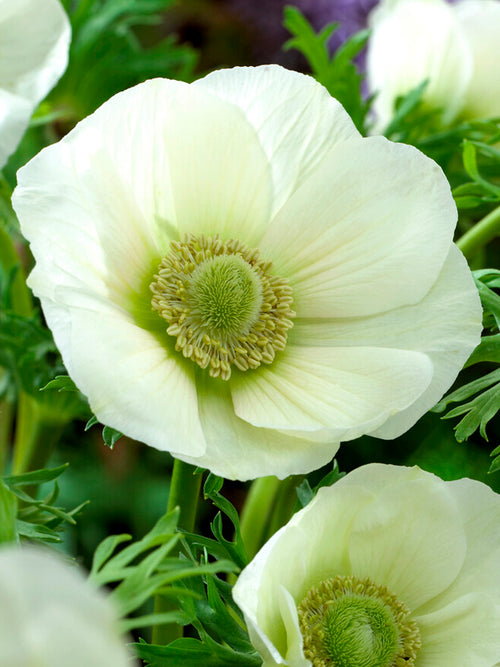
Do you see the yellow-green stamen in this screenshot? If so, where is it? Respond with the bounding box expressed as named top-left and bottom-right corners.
top-left (150, 234), bottom-right (295, 380)
top-left (298, 575), bottom-right (421, 667)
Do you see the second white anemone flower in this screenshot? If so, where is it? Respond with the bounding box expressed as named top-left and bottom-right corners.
top-left (366, 0), bottom-right (500, 129)
top-left (233, 464), bottom-right (500, 666)
top-left (13, 65), bottom-right (481, 480)
top-left (0, 0), bottom-right (70, 169)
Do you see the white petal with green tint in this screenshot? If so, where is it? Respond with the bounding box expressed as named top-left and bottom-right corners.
top-left (193, 375), bottom-right (339, 480)
top-left (231, 346), bottom-right (432, 439)
top-left (41, 297), bottom-right (207, 458)
top-left (194, 64), bottom-right (360, 216)
top-left (162, 84), bottom-right (273, 247)
top-left (291, 245), bottom-right (481, 439)
top-left (456, 0), bottom-right (500, 119)
top-left (348, 476), bottom-right (466, 610)
top-left (420, 477), bottom-right (500, 611)
top-left (13, 80), bottom-right (193, 308)
top-left (367, 0), bottom-right (472, 128)
top-left (262, 136), bottom-right (456, 317)
top-left (415, 593), bottom-right (500, 666)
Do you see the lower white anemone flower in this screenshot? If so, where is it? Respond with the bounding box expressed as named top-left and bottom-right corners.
top-left (13, 65), bottom-right (481, 480)
top-left (367, 0), bottom-right (500, 129)
top-left (0, 546), bottom-right (135, 666)
top-left (233, 464), bottom-right (500, 666)
top-left (0, 0), bottom-right (70, 169)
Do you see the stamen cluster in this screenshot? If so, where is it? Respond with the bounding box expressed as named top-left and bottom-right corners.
top-left (298, 575), bottom-right (422, 667)
top-left (151, 234), bottom-right (295, 380)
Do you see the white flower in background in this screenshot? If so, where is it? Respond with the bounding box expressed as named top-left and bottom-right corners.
top-left (13, 65), bottom-right (481, 481)
top-left (233, 464), bottom-right (500, 667)
top-left (367, 0), bottom-right (500, 129)
top-left (0, 546), bottom-right (135, 667)
top-left (0, 0), bottom-right (70, 169)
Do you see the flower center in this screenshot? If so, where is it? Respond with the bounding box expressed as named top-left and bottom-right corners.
top-left (297, 576), bottom-right (421, 667)
top-left (150, 234), bottom-right (295, 380)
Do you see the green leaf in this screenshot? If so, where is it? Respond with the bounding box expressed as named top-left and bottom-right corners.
top-left (282, 6), bottom-right (370, 132)
top-left (3, 463), bottom-right (69, 487)
top-left (133, 636), bottom-right (261, 667)
top-left (203, 475), bottom-right (249, 569)
top-left (41, 375), bottom-right (79, 392)
top-left (90, 533), bottom-right (132, 576)
top-left (120, 610), bottom-right (190, 633)
top-left (15, 519), bottom-right (62, 543)
top-left (102, 425), bottom-right (123, 449)
top-left (3, 463), bottom-right (87, 545)
top-left (466, 333), bottom-right (500, 366)
top-left (85, 416), bottom-right (123, 449)
top-left (384, 80), bottom-right (428, 138)
top-left (489, 454), bottom-right (500, 474)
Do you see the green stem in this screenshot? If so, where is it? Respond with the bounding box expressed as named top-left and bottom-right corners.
top-left (0, 396), bottom-right (13, 475)
top-left (457, 204), bottom-right (500, 259)
top-left (151, 459), bottom-right (202, 645)
top-left (0, 222), bottom-right (38, 474)
top-left (12, 402), bottom-right (65, 476)
top-left (266, 475), bottom-right (303, 541)
top-left (0, 222), bottom-right (32, 316)
top-left (240, 476), bottom-right (281, 560)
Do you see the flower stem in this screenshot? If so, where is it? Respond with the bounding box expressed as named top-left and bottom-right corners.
top-left (240, 476), bottom-right (281, 560)
top-left (266, 475), bottom-right (303, 540)
top-left (0, 395), bottom-right (13, 475)
top-left (0, 222), bottom-right (36, 474)
top-left (151, 459), bottom-right (202, 645)
top-left (457, 204), bottom-right (500, 259)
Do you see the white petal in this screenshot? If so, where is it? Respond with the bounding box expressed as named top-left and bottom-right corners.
top-left (366, 0), bottom-right (472, 129)
top-left (415, 593), bottom-right (500, 667)
top-left (40, 297), bottom-right (207, 459)
top-left (0, 0), bottom-right (70, 168)
top-left (261, 136), bottom-right (456, 317)
top-left (231, 345), bottom-right (433, 441)
top-left (192, 373), bottom-right (340, 481)
top-left (348, 475), bottom-right (467, 610)
top-left (455, 0), bottom-right (500, 119)
top-left (279, 587), bottom-right (311, 667)
top-left (13, 80), bottom-right (193, 311)
top-left (0, 546), bottom-right (134, 667)
top-left (0, 90), bottom-right (31, 170)
top-left (291, 245), bottom-right (482, 438)
top-left (0, 0), bottom-right (70, 104)
top-left (418, 477), bottom-right (500, 612)
top-left (162, 83), bottom-right (273, 246)
top-left (194, 64), bottom-right (360, 216)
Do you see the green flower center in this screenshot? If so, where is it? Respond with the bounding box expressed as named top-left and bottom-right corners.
top-left (298, 576), bottom-right (421, 667)
top-left (150, 234), bottom-right (295, 380)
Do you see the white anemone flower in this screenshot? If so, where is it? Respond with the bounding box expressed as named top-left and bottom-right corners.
top-left (367, 0), bottom-right (500, 129)
top-left (12, 65), bottom-right (481, 481)
top-left (0, 546), bottom-right (135, 666)
top-left (0, 0), bottom-right (70, 169)
top-left (233, 464), bottom-right (500, 667)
